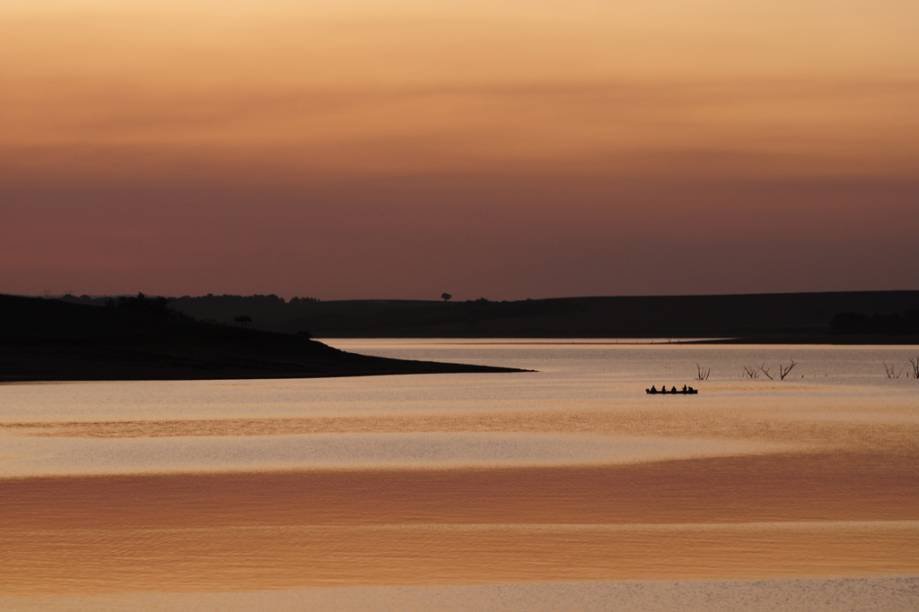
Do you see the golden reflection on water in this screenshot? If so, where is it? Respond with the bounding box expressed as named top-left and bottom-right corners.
top-left (1, 342), bottom-right (918, 597)
top-left (3, 522), bottom-right (918, 595)
top-left (3, 450), bottom-right (919, 594)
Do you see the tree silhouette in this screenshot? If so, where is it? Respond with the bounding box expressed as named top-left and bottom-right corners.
top-left (441, 292), bottom-right (453, 302)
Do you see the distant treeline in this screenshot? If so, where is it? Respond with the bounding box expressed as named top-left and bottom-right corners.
top-left (58, 291), bottom-right (919, 340)
top-left (831, 309), bottom-right (919, 335)
top-left (100, 293), bottom-right (178, 317)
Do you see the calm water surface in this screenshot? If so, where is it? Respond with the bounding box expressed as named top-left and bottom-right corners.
top-left (1, 340), bottom-right (916, 476)
top-left (1, 340), bottom-right (918, 602)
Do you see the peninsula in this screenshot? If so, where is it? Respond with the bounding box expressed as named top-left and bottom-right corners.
top-left (0, 295), bottom-right (522, 382)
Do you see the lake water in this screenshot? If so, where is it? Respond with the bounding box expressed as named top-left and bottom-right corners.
top-left (1, 340), bottom-right (918, 610)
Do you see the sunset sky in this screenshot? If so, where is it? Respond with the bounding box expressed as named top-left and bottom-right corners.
top-left (2, 0), bottom-right (918, 299)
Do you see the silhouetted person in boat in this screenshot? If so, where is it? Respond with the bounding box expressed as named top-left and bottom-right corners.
top-left (671, 385), bottom-right (678, 393)
top-left (649, 385), bottom-right (658, 394)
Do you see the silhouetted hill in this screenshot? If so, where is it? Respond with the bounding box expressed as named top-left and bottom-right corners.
top-left (54, 291), bottom-right (919, 342)
top-left (0, 295), bottom-right (522, 381)
top-left (124, 291), bottom-right (919, 341)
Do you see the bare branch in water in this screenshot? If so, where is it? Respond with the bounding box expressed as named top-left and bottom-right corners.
top-left (778, 360), bottom-right (798, 381)
top-left (909, 356), bottom-right (919, 380)
top-left (883, 362), bottom-right (901, 379)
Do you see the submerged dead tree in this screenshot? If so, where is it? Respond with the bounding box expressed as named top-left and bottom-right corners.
top-left (910, 356), bottom-right (919, 380)
top-left (883, 362), bottom-right (902, 379)
top-left (778, 360), bottom-right (798, 381)
top-left (696, 364), bottom-right (711, 381)
top-left (744, 360), bottom-right (798, 381)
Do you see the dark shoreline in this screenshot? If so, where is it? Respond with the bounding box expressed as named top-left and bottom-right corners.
top-left (684, 334), bottom-right (919, 345)
top-left (2, 292), bottom-right (915, 385)
top-left (0, 358), bottom-right (528, 384)
top-left (0, 342), bottom-right (528, 383)
top-left (148, 290), bottom-right (919, 340)
top-left (0, 294), bottom-right (527, 383)
top-left (322, 336), bottom-right (919, 345)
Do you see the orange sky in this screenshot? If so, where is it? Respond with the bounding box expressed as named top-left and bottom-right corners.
top-left (2, 0), bottom-right (918, 298)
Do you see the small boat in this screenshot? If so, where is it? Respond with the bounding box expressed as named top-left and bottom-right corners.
top-left (646, 386), bottom-right (698, 395)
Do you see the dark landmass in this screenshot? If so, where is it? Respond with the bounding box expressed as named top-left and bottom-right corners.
top-left (59, 290), bottom-right (919, 343)
top-left (694, 333), bottom-right (919, 345)
top-left (0, 295), bottom-right (524, 382)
